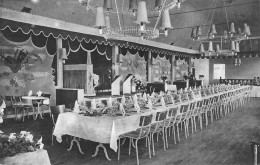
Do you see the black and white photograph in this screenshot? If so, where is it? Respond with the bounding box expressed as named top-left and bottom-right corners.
top-left (0, 0), bottom-right (260, 164)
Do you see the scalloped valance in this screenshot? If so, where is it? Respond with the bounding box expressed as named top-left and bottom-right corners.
top-left (0, 16), bottom-right (199, 59)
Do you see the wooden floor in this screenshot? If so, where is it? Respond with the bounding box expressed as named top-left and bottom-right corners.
top-left (1, 98), bottom-right (260, 165)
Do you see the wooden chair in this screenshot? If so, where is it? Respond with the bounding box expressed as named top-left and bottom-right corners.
top-left (118, 114), bottom-right (153, 165)
top-left (50, 105), bottom-right (65, 146)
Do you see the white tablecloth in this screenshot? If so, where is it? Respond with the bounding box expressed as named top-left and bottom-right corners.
top-left (53, 86), bottom-right (248, 152)
top-left (251, 86), bottom-right (260, 97)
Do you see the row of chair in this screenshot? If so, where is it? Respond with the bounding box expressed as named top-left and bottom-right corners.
top-left (4, 94), bottom-right (51, 121)
top-left (117, 84), bottom-right (253, 165)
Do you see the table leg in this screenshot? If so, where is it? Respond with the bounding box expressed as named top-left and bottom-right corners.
top-left (67, 137), bottom-right (84, 154)
top-left (34, 103), bottom-right (44, 120)
top-left (92, 143), bottom-right (111, 161)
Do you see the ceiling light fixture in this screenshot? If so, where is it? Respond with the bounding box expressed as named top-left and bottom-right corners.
top-left (79, 0), bottom-right (185, 40)
top-left (191, 0), bottom-right (251, 57)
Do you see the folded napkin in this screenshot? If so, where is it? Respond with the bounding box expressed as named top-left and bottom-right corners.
top-left (132, 94), bottom-right (138, 103)
top-left (28, 90), bottom-right (33, 96)
top-left (36, 91), bottom-right (42, 97)
top-left (147, 98), bottom-right (153, 110)
top-left (73, 100), bottom-right (80, 113)
top-left (161, 97), bottom-right (166, 107)
top-left (119, 103), bottom-right (125, 116)
top-left (143, 93), bottom-right (147, 101)
top-left (91, 98), bottom-right (96, 109)
top-left (134, 102), bottom-right (140, 113)
top-left (121, 95), bottom-right (126, 105)
top-left (107, 97), bottom-right (113, 107)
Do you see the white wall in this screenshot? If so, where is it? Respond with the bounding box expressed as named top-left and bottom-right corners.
top-left (192, 58), bottom-right (209, 86)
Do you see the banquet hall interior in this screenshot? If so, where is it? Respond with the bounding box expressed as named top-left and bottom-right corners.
top-left (0, 0), bottom-right (260, 164)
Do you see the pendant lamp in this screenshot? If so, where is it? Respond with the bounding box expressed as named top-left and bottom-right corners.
top-left (231, 41), bottom-right (236, 51)
top-left (160, 9), bottom-right (173, 36)
top-left (199, 43), bottom-right (205, 53)
top-left (229, 22), bottom-right (236, 34)
top-left (155, 0), bottom-right (163, 10)
top-left (236, 41), bottom-right (240, 52)
top-left (95, 7), bottom-right (106, 34)
top-left (103, 0), bottom-right (113, 11)
top-left (135, 1), bottom-right (150, 25)
top-left (191, 27), bottom-right (197, 40)
top-left (208, 41), bottom-right (213, 52)
top-left (215, 44), bottom-right (221, 53)
top-left (210, 24), bottom-right (217, 38)
top-left (196, 26), bottom-right (202, 37)
top-left (129, 0), bottom-right (138, 16)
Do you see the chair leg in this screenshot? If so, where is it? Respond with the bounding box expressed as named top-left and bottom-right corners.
top-left (165, 128), bottom-right (169, 149)
top-left (193, 116), bottom-right (197, 132)
top-left (129, 138), bottom-right (132, 155)
top-left (172, 125), bottom-right (176, 144)
top-left (118, 138), bottom-right (120, 160)
top-left (152, 133), bottom-right (155, 156)
top-left (162, 129), bottom-right (166, 151)
top-left (135, 139), bottom-right (139, 165)
top-left (176, 123), bottom-right (180, 142)
top-left (147, 136), bottom-right (151, 159)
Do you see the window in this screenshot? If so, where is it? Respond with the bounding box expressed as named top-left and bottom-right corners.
top-left (213, 64), bottom-right (225, 79)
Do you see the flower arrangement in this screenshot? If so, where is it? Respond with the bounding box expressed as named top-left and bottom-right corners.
top-left (0, 131), bottom-right (44, 158)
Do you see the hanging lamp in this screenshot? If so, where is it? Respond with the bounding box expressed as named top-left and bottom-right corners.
top-left (103, 0), bottom-right (113, 11)
top-left (135, 1), bottom-right (150, 33)
top-left (95, 7), bottom-right (106, 34)
top-left (155, 0), bottom-right (163, 10)
top-left (129, 0), bottom-right (138, 16)
top-left (160, 9), bottom-right (173, 37)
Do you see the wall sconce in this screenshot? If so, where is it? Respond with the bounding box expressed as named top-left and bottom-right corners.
top-left (59, 48), bottom-right (68, 64)
top-left (118, 53), bottom-right (123, 65)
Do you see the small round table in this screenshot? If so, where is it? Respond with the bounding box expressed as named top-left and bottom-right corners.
top-left (22, 96), bottom-right (48, 120)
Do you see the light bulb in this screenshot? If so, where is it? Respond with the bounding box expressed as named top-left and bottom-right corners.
top-left (177, 0), bottom-right (181, 9)
top-left (99, 27), bottom-right (103, 35)
top-left (63, 60), bottom-right (66, 64)
top-left (140, 23), bottom-right (144, 31)
top-left (164, 29), bottom-right (168, 37)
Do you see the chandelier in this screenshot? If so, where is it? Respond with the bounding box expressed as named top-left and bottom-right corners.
top-left (79, 0), bottom-right (186, 40)
top-left (190, 0), bottom-right (251, 57)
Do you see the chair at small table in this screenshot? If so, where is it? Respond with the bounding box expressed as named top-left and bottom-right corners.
top-left (118, 114), bottom-right (153, 165)
top-left (13, 96), bottom-right (34, 122)
top-left (4, 96), bottom-right (16, 120)
top-left (50, 105), bottom-right (65, 146)
top-left (40, 93), bottom-right (51, 118)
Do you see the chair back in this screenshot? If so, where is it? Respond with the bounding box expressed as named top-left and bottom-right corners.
top-left (155, 111), bottom-right (167, 121)
top-left (168, 107), bottom-right (178, 117)
top-left (138, 114), bottom-right (153, 138)
top-left (50, 105), bottom-right (65, 124)
top-left (42, 93), bottom-right (51, 99)
top-left (139, 114), bottom-right (153, 127)
top-left (4, 96), bottom-right (13, 107)
top-left (180, 104), bottom-right (189, 113)
top-left (12, 96), bottom-right (22, 106)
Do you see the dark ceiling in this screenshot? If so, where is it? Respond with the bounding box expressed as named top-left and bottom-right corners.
top-left (1, 0), bottom-right (260, 51)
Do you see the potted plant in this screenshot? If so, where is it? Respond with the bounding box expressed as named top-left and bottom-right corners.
top-left (0, 131), bottom-right (51, 165)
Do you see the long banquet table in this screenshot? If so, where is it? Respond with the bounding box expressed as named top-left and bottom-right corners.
top-left (53, 85), bottom-right (249, 157)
